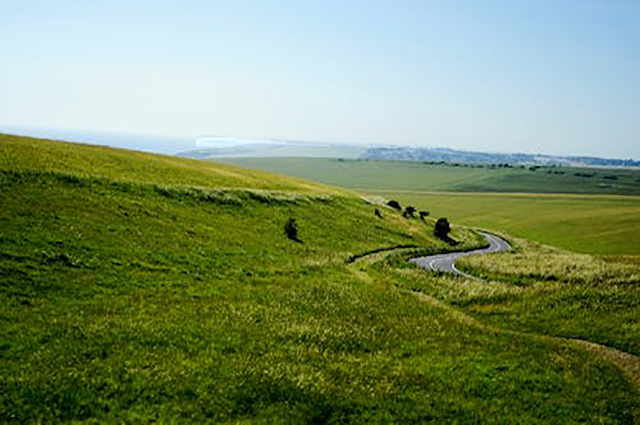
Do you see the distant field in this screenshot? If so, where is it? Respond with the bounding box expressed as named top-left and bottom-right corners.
top-left (367, 190), bottom-right (640, 256)
top-left (218, 157), bottom-right (640, 196)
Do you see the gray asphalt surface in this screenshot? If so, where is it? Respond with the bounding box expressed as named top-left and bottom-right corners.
top-left (410, 232), bottom-right (510, 277)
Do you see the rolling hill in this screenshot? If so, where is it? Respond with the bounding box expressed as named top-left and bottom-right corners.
top-left (1, 134), bottom-right (637, 423)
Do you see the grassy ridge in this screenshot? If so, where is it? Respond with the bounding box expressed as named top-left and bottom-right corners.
top-left (1, 136), bottom-right (638, 423)
top-left (0, 134), bottom-right (343, 194)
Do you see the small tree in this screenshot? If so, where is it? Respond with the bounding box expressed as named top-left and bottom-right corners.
top-left (284, 218), bottom-right (300, 242)
top-left (387, 200), bottom-right (401, 211)
top-left (403, 205), bottom-right (416, 218)
top-left (434, 218), bottom-right (451, 240)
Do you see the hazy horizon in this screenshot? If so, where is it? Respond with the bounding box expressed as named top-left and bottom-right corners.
top-left (2, 0), bottom-right (639, 158)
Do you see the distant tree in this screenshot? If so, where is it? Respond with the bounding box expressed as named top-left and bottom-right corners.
top-left (387, 200), bottom-right (401, 211)
top-left (284, 218), bottom-right (300, 242)
top-left (375, 208), bottom-right (383, 218)
top-left (434, 218), bottom-right (451, 240)
top-left (403, 206), bottom-right (416, 218)
top-left (419, 211), bottom-right (430, 220)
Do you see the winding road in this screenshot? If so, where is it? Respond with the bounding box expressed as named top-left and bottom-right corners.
top-left (410, 232), bottom-right (510, 277)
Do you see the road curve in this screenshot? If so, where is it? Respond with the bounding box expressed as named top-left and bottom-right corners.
top-left (410, 232), bottom-right (510, 277)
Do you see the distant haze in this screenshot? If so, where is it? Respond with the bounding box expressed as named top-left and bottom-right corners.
top-left (1, 0), bottom-right (639, 159)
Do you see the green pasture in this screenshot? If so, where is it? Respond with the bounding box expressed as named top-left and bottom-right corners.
top-left (366, 190), bottom-right (640, 256)
top-left (1, 135), bottom-right (638, 423)
top-left (217, 157), bottom-right (640, 196)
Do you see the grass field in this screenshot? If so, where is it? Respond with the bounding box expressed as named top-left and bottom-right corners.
top-left (366, 191), bottom-right (640, 256)
top-left (1, 135), bottom-right (638, 423)
top-left (455, 237), bottom-right (640, 355)
top-left (216, 158), bottom-right (640, 256)
top-left (217, 157), bottom-right (640, 196)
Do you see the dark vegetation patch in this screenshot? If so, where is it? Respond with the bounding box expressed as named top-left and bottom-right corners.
top-left (386, 199), bottom-right (401, 210)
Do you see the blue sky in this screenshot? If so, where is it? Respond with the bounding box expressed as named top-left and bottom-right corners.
top-left (1, 0), bottom-right (639, 158)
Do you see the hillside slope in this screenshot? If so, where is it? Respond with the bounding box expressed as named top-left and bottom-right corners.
top-left (1, 135), bottom-right (637, 423)
top-left (0, 134), bottom-right (346, 194)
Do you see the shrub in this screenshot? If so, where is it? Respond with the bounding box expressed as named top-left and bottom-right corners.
top-left (434, 218), bottom-right (451, 240)
top-left (402, 206), bottom-right (416, 218)
top-left (284, 218), bottom-right (300, 242)
top-left (419, 211), bottom-right (430, 220)
top-left (387, 200), bottom-right (401, 211)
top-left (375, 209), bottom-right (383, 218)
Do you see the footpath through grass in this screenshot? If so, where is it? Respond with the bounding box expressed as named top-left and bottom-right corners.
top-left (1, 135), bottom-right (638, 423)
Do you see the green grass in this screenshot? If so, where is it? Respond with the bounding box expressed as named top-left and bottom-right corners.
top-left (365, 191), bottom-right (640, 256)
top-left (213, 157), bottom-right (640, 256)
top-left (1, 135), bottom-right (638, 423)
top-left (0, 134), bottom-right (343, 194)
top-left (215, 157), bottom-right (640, 196)
top-left (217, 158), bottom-right (511, 192)
top-left (454, 237), bottom-right (640, 355)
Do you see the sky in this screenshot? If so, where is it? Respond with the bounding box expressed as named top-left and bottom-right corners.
top-left (1, 0), bottom-right (639, 158)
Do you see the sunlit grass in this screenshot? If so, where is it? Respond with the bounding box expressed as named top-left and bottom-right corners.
top-left (1, 135), bottom-right (638, 423)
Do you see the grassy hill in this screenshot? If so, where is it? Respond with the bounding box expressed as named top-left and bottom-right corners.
top-left (1, 135), bottom-right (638, 423)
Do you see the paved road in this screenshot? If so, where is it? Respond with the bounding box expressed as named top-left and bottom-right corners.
top-left (410, 232), bottom-right (510, 277)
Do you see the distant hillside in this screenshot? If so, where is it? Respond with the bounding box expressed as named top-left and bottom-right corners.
top-left (179, 138), bottom-right (366, 159)
top-left (363, 146), bottom-right (640, 167)
top-left (216, 157), bottom-right (640, 197)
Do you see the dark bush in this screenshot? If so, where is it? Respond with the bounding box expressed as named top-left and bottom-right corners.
top-left (419, 211), bottom-right (430, 220)
top-left (284, 218), bottom-right (301, 242)
top-left (387, 200), bottom-right (401, 211)
top-left (375, 209), bottom-right (383, 218)
top-left (434, 218), bottom-right (451, 240)
top-left (402, 206), bottom-right (416, 218)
